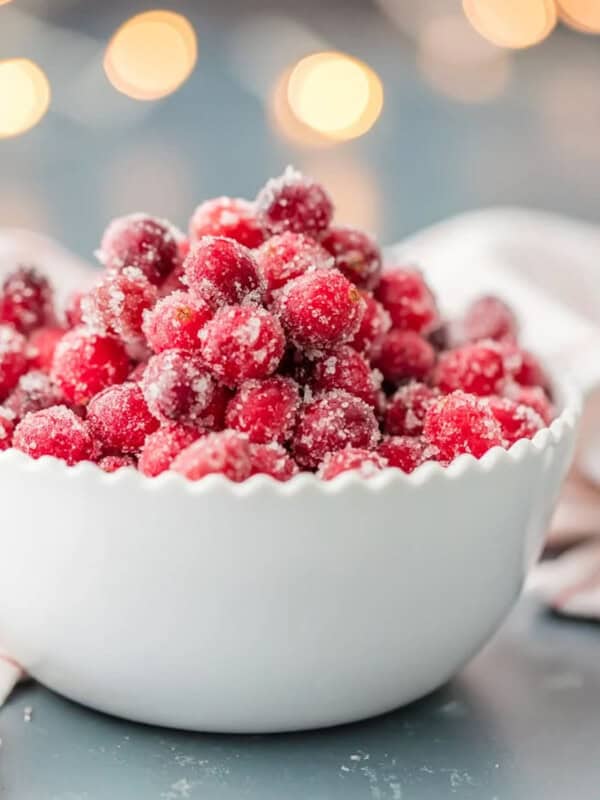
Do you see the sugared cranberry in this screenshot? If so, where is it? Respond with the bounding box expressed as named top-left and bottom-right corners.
top-left (423, 391), bottom-right (503, 462)
top-left (139, 424), bottom-right (200, 477)
top-left (318, 447), bottom-right (387, 480)
top-left (65, 291), bottom-right (84, 327)
top-left (88, 382), bottom-right (158, 453)
top-left (99, 213), bottom-right (181, 285)
top-left (505, 384), bottom-right (554, 425)
top-left (98, 454), bottom-right (137, 473)
top-left (171, 429), bottom-right (252, 482)
top-left (5, 370), bottom-right (62, 420)
top-left (190, 197), bottom-right (265, 249)
top-left (309, 346), bottom-right (381, 408)
top-left (275, 270), bottom-right (365, 355)
top-left (374, 330), bottom-right (436, 384)
top-left (349, 291), bottom-right (391, 359)
top-left (292, 390), bottom-right (380, 469)
top-left (249, 442), bottom-right (298, 481)
top-left (225, 376), bottom-right (299, 444)
top-left (13, 405), bottom-right (94, 465)
top-left (385, 382), bottom-right (437, 436)
top-left (256, 166), bottom-right (333, 237)
top-left (375, 268), bottom-right (438, 334)
top-left (463, 295), bottom-right (518, 343)
top-left (486, 396), bottom-right (544, 445)
top-left (320, 226), bottom-right (382, 290)
top-left (505, 346), bottom-right (549, 390)
top-left (184, 236), bottom-right (263, 308)
top-left (255, 232), bottom-right (332, 301)
top-left (51, 327), bottom-right (129, 406)
top-left (0, 267), bottom-right (54, 334)
top-left (0, 324), bottom-right (28, 401)
top-left (434, 341), bottom-right (506, 397)
top-left (142, 349), bottom-right (216, 426)
top-left (199, 305), bottom-right (285, 387)
top-left (27, 327), bottom-right (66, 373)
top-left (0, 408), bottom-right (14, 451)
top-left (377, 436), bottom-right (431, 473)
top-left (82, 267), bottom-right (157, 344)
top-left (143, 291), bottom-right (212, 353)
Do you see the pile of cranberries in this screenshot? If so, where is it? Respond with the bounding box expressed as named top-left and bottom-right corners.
top-left (0, 167), bottom-right (554, 482)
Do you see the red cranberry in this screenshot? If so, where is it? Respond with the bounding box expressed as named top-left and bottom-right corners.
top-left (201, 384), bottom-right (231, 431)
top-left (249, 442), bottom-right (298, 481)
top-left (377, 436), bottom-right (431, 473)
top-left (99, 213), bottom-right (182, 285)
top-left (463, 295), bottom-right (518, 343)
top-left (318, 447), bottom-right (387, 480)
top-left (184, 236), bottom-right (263, 308)
top-left (309, 346), bottom-right (381, 408)
top-left (88, 382), bottom-right (158, 453)
top-left (292, 390), bottom-right (380, 469)
top-left (505, 384), bottom-right (554, 425)
top-left (98, 454), bottom-right (137, 473)
top-left (423, 391), bottom-right (503, 462)
top-left (142, 349), bottom-right (216, 426)
top-left (199, 305), bottom-right (285, 387)
top-left (5, 370), bottom-right (62, 420)
top-left (0, 324), bottom-right (28, 401)
top-left (486, 395), bottom-right (544, 445)
top-left (0, 267), bottom-right (54, 334)
top-left (189, 197), bottom-right (265, 249)
top-left (256, 166), bottom-right (333, 237)
top-left (375, 330), bottom-right (436, 385)
top-left (375, 268), bottom-right (438, 334)
top-left (320, 226), bottom-right (382, 290)
top-left (143, 290), bottom-right (213, 353)
top-left (0, 408), bottom-right (14, 451)
top-left (27, 327), bottom-right (66, 373)
top-left (504, 345), bottom-right (549, 390)
top-left (13, 405), bottom-right (94, 465)
top-left (385, 382), bottom-right (437, 436)
top-left (434, 341), bottom-right (506, 397)
top-left (51, 327), bottom-right (129, 406)
top-left (65, 291), bottom-right (85, 327)
top-left (275, 270), bottom-right (365, 355)
top-left (255, 232), bottom-right (333, 301)
top-left (349, 291), bottom-right (391, 359)
top-left (171, 429), bottom-right (252, 482)
top-left (139, 424), bottom-right (200, 477)
top-left (225, 376), bottom-right (299, 444)
top-left (82, 267), bottom-right (157, 344)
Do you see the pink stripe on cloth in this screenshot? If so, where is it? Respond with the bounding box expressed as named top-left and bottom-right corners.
top-left (0, 653), bottom-right (25, 707)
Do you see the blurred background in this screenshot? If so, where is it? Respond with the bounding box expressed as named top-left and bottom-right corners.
top-left (0, 0), bottom-right (599, 261)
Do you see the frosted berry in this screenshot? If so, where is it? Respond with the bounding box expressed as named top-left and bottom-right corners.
top-left (142, 349), bottom-right (216, 426)
top-left (82, 267), bottom-right (157, 344)
top-left (256, 166), bottom-right (333, 237)
top-left (375, 330), bottom-right (435, 385)
top-left (225, 376), bottom-right (299, 444)
top-left (423, 391), bottom-right (503, 462)
top-left (190, 197), bottom-right (265, 249)
top-left (309, 346), bottom-right (381, 408)
top-left (199, 305), bottom-right (285, 387)
top-left (377, 436), bottom-right (431, 473)
top-left (51, 327), bottom-right (129, 406)
top-left (505, 346), bottom-right (549, 390)
top-left (0, 324), bottom-right (28, 401)
top-left (27, 327), bottom-right (66, 373)
top-left (139, 424), bottom-right (199, 477)
top-left (255, 232), bottom-right (332, 301)
top-left (99, 213), bottom-right (181, 285)
top-left (350, 291), bottom-right (391, 359)
top-left (318, 447), bottom-right (387, 480)
top-left (385, 382), bottom-right (437, 436)
top-left (463, 295), bottom-right (518, 343)
top-left (171, 429), bottom-right (251, 482)
top-left (13, 405), bottom-right (94, 465)
top-left (249, 443), bottom-right (299, 481)
top-left (375, 268), bottom-right (438, 334)
top-left (435, 341), bottom-right (506, 397)
top-left (98, 454), bottom-right (137, 473)
top-left (0, 409), bottom-right (14, 451)
top-left (320, 226), bottom-right (382, 290)
top-left (142, 290), bottom-right (213, 353)
top-left (292, 390), bottom-right (380, 469)
top-left (0, 267), bottom-right (54, 334)
top-left (88, 382), bottom-right (158, 453)
top-left (5, 370), bottom-right (62, 420)
top-left (486, 396), bottom-right (544, 445)
top-left (275, 270), bottom-right (365, 355)
top-left (184, 236), bottom-right (263, 308)
top-left (505, 384), bottom-right (554, 425)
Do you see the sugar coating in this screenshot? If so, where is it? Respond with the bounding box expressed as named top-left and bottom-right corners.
top-left (504, 383), bottom-right (554, 425)
top-left (139, 424), bottom-right (200, 477)
top-left (87, 382), bottom-right (158, 453)
top-left (82, 267), bottom-right (158, 344)
top-left (0, 324), bottom-right (28, 401)
top-left (13, 405), bottom-right (93, 465)
top-left (378, 436), bottom-right (433, 473)
top-left (142, 290), bottom-right (213, 353)
top-left (486, 395), bottom-right (543, 446)
top-left (189, 197), bottom-right (265, 249)
top-left (350, 291), bottom-right (391, 359)
top-left (255, 166), bottom-right (333, 237)
top-left (171, 429), bottom-right (252, 482)
top-left (375, 329), bottom-right (436, 384)
top-left (0, 266), bottom-right (54, 334)
top-left (98, 454), bottom-right (137, 473)
top-left (375, 267), bottom-right (438, 334)
top-left (249, 442), bottom-right (299, 481)
top-left (318, 447), bottom-right (388, 480)
top-left (435, 340), bottom-right (506, 397)
top-left (255, 231), bottom-right (333, 301)
top-left (5, 370), bottom-right (62, 420)
top-left (320, 226), bottom-right (382, 290)
top-left (423, 391), bottom-right (503, 462)
top-left (225, 375), bottom-right (300, 444)
top-left (385, 382), bottom-right (438, 437)
top-left (309, 346), bottom-right (381, 408)
top-left (142, 349), bottom-right (216, 426)
top-left (0, 410), bottom-right (14, 450)
top-left (27, 327), bottom-right (66, 373)
top-left (184, 236), bottom-right (264, 309)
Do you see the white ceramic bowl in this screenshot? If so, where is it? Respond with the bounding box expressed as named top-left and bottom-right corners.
top-left (0, 380), bottom-right (579, 733)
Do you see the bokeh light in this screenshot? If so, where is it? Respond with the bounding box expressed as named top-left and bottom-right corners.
top-left (270, 66), bottom-right (334, 148)
top-left (558, 1), bottom-right (600, 33)
top-left (285, 52), bottom-right (383, 141)
top-left (104, 10), bottom-right (197, 101)
top-left (463, 0), bottom-right (557, 48)
top-left (0, 58), bottom-right (51, 139)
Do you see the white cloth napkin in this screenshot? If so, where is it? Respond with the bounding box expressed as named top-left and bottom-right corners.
top-left (2, 208), bottom-right (600, 706)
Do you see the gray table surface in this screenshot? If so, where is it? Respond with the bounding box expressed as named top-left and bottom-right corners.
top-left (1, 596), bottom-right (598, 800)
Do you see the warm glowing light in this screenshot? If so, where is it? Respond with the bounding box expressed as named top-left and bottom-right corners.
top-left (0, 59), bottom-right (51, 139)
top-left (463, 0), bottom-right (557, 48)
top-left (286, 52), bottom-right (383, 141)
top-left (104, 10), bottom-right (197, 101)
top-left (270, 67), bottom-right (333, 147)
top-left (558, 0), bottom-right (600, 32)
top-left (0, 0), bottom-right (14, 5)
